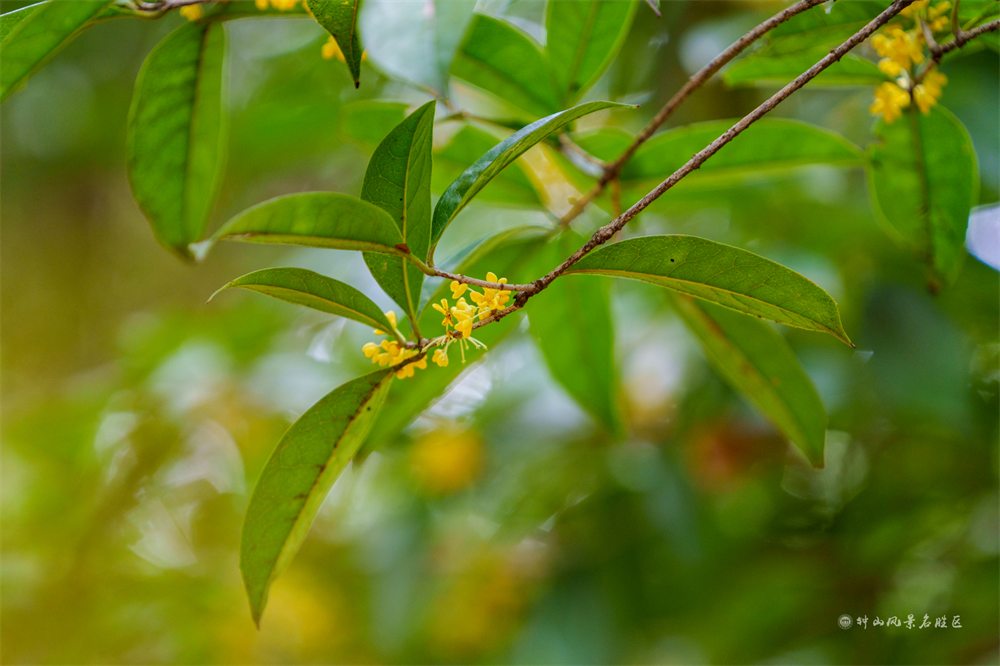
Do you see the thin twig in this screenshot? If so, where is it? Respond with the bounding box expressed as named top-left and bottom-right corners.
top-left (915, 16), bottom-right (1000, 82)
top-left (557, 0), bottom-right (828, 227)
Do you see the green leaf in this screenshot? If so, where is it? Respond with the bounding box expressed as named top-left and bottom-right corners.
top-left (213, 192), bottom-right (405, 254)
top-left (546, 0), bottom-right (637, 106)
top-left (211, 267), bottom-right (397, 335)
top-left (762, 1), bottom-right (886, 55)
top-left (432, 125), bottom-right (542, 207)
top-left (527, 232), bottom-right (622, 433)
top-left (1, 0), bottom-right (113, 102)
top-left (306, 0), bottom-right (362, 87)
top-left (240, 368), bottom-right (395, 627)
top-left (361, 101), bottom-right (436, 328)
top-left (339, 100), bottom-right (409, 148)
top-left (451, 13), bottom-right (559, 117)
top-left (430, 100), bottom-right (631, 255)
top-left (669, 294), bottom-right (827, 466)
top-left (565, 235), bottom-right (852, 346)
top-left (127, 21), bottom-right (228, 258)
top-left (619, 119), bottom-right (864, 186)
top-left (724, 49), bottom-right (889, 88)
top-left (367, 227), bottom-right (550, 446)
top-left (358, 0), bottom-right (475, 95)
top-left (868, 105), bottom-right (979, 286)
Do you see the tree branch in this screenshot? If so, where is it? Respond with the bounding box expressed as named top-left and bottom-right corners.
top-left (557, 0), bottom-right (828, 227)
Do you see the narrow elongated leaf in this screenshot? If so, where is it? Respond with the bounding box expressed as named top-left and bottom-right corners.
top-left (1, 0), bottom-right (112, 102)
top-left (566, 236), bottom-right (852, 346)
top-left (619, 119), bottom-right (864, 185)
top-left (431, 100), bottom-right (631, 254)
top-left (213, 192), bottom-right (405, 254)
top-left (869, 106), bottom-right (979, 286)
top-left (451, 13), bottom-right (559, 117)
top-left (212, 267), bottom-right (397, 334)
top-left (528, 232), bottom-right (621, 433)
top-left (547, 0), bottom-right (637, 106)
top-left (669, 294), bottom-right (827, 466)
top-left (127, 21), bottom-right (227, 257)
top-left (358, 0), bottom-right (475, 95)
top-left (724, 50), bottom-right (888, 88)
top-left (432, 125), bottom-right (542, 207)
top-left (241, 369), bottom-right (394, 626)
top-left (361, 101), bottom-right (436, 328)
top-left (367, 227), bottom-right (550, 447)
top-left (306, 0), bottom-right (362, 87)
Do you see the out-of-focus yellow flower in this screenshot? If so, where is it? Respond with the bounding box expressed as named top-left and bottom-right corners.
top-left (256, 0), bottom-right (300, 10)
top-left (870, 81), bottom-right (911, 123)
top-left (179, 4), bottom-right (203, 20)
top-left (927, 2), bottom-right (952, 31)
top-left (872, 24), bottom-right (924, 74)
top-left (321, 36), bottom-right (367, 62)
top-left (900, 0), bottom-right (930, 17)
top-left (411, 429), bottom-right (484, 494)
top-left (922, 68), bottom-right (947, 98)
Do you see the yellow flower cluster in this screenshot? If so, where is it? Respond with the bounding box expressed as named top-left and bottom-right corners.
top-left (321, 36), bottom-right (368, 63)
top-left (255, 0), bottom-right (300, 10)
top-left (427, 273), bottom-right (510, 367)
top-left (868, 7), bottom-right (950, 124)
top-left (361, 310), bottom-right (428, 379)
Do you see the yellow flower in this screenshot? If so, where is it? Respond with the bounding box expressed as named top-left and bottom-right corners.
top-left (872, 25), bottom-right (924, 74)
top-left (432, 348), bottom-right (449, 367)
top-left (362, 342), bottom-right (380, 362)
top-left (870, 82), bottom-right (911, 123)
top-left (913, 84), bottom-right (938, 113)
top-left (878, 57), bottom-right (904, 77)
top-left (450, 281), bottom-right (468, 299)
top-left (395, 355), bottom-right (427, 379)
top-left (321, 36), bottom-right (368, 62)
top-left (179, 4), bottom-right (204, 20)
top-left (255, 0), bottom-right (269, 8)
top-left (922, 68), bottom-right (947, 97)
top-left (373, 310), bottom-right (398, 336)
top-left (900, 0), bottom-right (930, 17)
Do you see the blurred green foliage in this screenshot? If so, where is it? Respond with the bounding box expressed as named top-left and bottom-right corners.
top-left (1, 0), bottom-right (997, 664)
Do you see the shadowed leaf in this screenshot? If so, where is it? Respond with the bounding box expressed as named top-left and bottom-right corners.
top-left (307, 0), bottom-right (362, 87)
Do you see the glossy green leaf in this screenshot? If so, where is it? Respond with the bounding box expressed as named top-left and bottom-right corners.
top-left (669, 294), bottom-right (827, 466)
top-left (566, 235), bottom-right (852, 346)
top-left (127, 21), bottom-right (228, 258)
top-left (762, 1), bottom-right (885, 55)
top-left (432, 125), bottom-right (542, 207)
top-left (358, 0), bottom-right (475, 95)
top-left (241, 368), bottom-right (395, 627)
top-left (724, 49), bottom-right (889, 88)
top-left (211, 267), bottom-right (397, 335)
top-left (340, 100), bottom-right (408, 147)
top-left (367, 227), bottom-right (549, 447)
top-left (528, 232), bottom-right (622, 433)
top-left (869, 105), bottom-right (979, 286)
top-left (306, 0), bottom-right (362, 87)
top-left (431, 100), bottom-right (631, 255)
top-left (1, 0), bottom-right (112, 102)
top-left (618, 119), bottom-right (864, 186)
top-left (361, 101), bottom-right (435, 328)
top-left (546, 0), bottom-right (637, 106)
top-left (213, 192), bottom-right (405, 254)
top-left (451, 13), bottom-right (559, 117)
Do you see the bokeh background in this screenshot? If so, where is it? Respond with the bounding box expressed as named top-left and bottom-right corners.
top-left (1, 1), bottom-right (998, 664)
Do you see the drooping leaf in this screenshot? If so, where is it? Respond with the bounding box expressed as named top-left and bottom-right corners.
top-left (366, 227), bottom-right (550, 447)
top-left (211, 267), bottom-right (398, 336)
top-left (213, 192), bottom-right (405, 254)
top-left (241, 368), bottom-right (395, 627)
top-left (358, 0), bottom-right (475, 95)
top-left (546, 0), bottom-right (637, 106)
top-left (617, 119), bottom-right (864, 186)
top-left (432, 125), bottom-right (542, 207)
top-left (527, 232), bottom-right (622, 433)
top-left (565, 235), bottom-right (853, 346)
top-left (127, 21), bottom-right (228, 258)
top-left (361, 101), bottom-right (436, 329)
top-left (430, 100), bottom-right (631, 255)
top-left (669, 293), bottom-right (827, 466)
top-left (450, 13), bottom-right (559, 117)
top-left (1, 0), bottom-right (113, 102)
top-left (868, 105), bottom-right (979, 286)
top-left (762, 1), bottom-right (886, 55)
top-left (724, 49), bottom-right (889, 88)
top-left (339, 100), bottom-right (409, 147)
top-left (306, 0), bottom-right (362, 87)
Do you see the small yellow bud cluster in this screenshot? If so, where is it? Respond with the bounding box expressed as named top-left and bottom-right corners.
top-left (255, 0), bottom-right (300, 10)
top-left (428, 272), bottom-right (509, 367)
top-left (868, 9), bottom-right (950, 124)
top-left (321, 36), bottom-right (368, 63)
top-left (179, 4), bottom-right (203, 20)
top-left (361, 310), bottom-right (427, 379)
